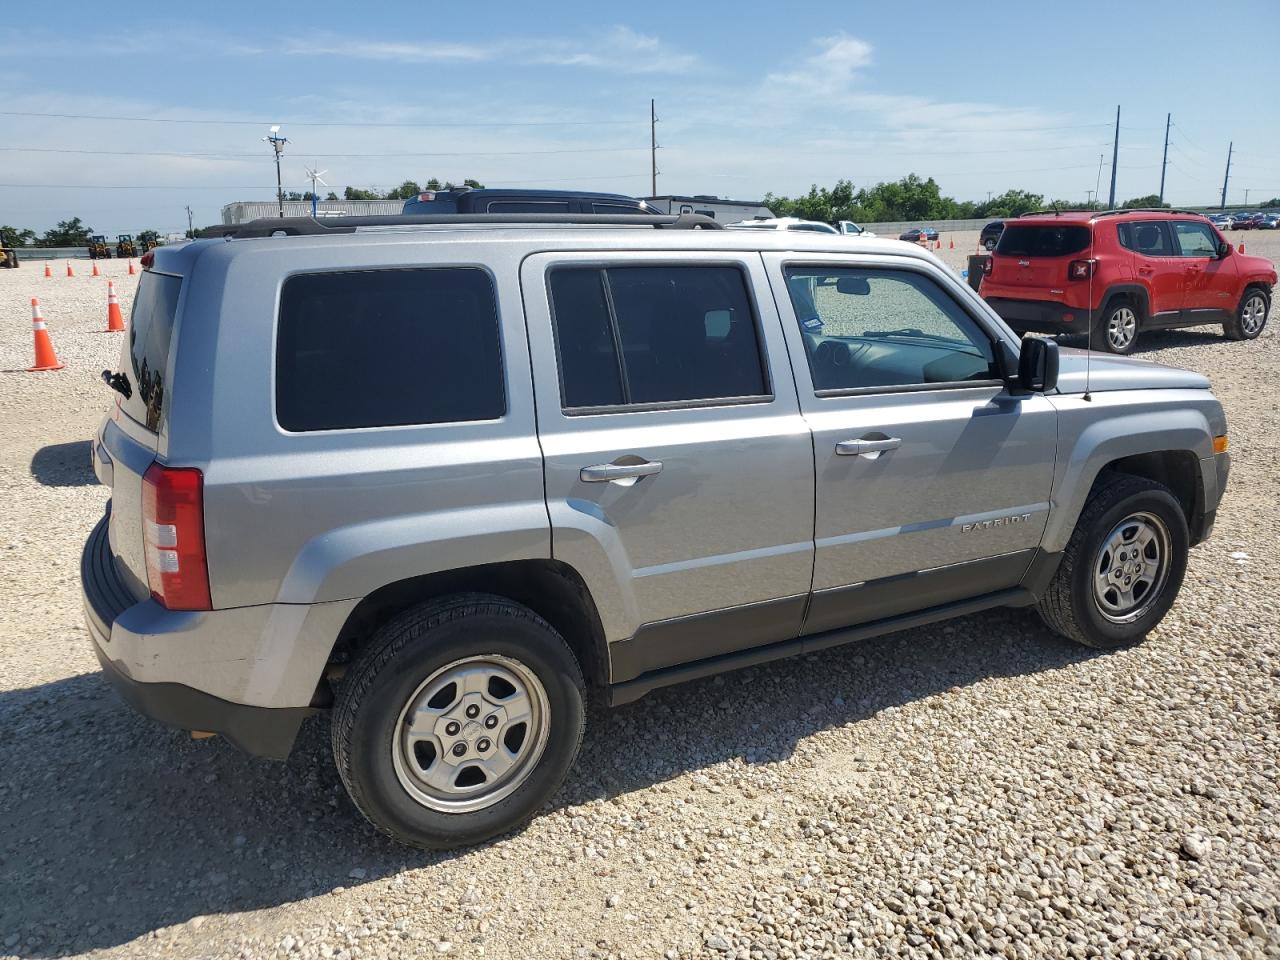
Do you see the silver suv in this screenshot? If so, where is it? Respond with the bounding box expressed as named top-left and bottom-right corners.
top-left (82, 213), bottom-right (1230, 849)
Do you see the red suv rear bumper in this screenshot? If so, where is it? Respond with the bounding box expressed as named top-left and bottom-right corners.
top-left (985, 297), bottom-right (1100, 334)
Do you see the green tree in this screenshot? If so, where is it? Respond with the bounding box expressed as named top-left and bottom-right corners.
top-left (1121, 194), bottom-right (1169, 209)
top-left (975, 189), bottom-right (1044, 218)
top-left (0, 225), bottom-right (37, 247)
top-left (324, 191), bottom-right (339, 201)
top-left (384, 180), bottom-right (423, 200)
top-left (39, 217), bottom-right (93, 247)
top-left (343, 186), bottom-right (382, 200)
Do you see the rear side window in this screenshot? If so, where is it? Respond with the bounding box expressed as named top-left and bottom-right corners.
top-left (1118, 221), bottom-right (1174, 256)
top-left (591, 202), bottom-right (644, 214)
top-left (549, 265), bottom-right (769, 410)
top-left (996, 224), bottom-right (1091, 257)
top-left (122, 271), bottom-right (182, 432)
top-left (485, 200), bottom-right (571, 213)
top-left (276, 268), bottom-right (504, 432)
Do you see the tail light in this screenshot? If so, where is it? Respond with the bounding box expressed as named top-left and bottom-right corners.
top-left (1068, 259), bottom-right (1096, 280)
top-left (140, 251), bottom-right (155, 269)
top-left (142, 463), bottom-right (212, 610)
top-left (982, 257), bottom-right (993, 275)
top-left (416, 191), bottom-right (437, 202)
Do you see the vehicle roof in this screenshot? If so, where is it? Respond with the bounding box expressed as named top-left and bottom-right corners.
top-left (425, 188), bottom-right (642, 201)
top-left (161, 223), bottom-right (946, 274)
top-left (1012, 209), bottom-right (1215, 225)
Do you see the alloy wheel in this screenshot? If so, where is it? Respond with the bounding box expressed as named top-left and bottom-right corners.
top-left (1107, 307), bottom-right (1137, 351)
top-left (1241, 294), bottom-right (1267, 336)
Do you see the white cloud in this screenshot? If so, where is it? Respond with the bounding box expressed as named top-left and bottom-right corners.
top-left (765, 33), bottom-right (873, 95)
top-left (281, 36), bottom-right (494, 63)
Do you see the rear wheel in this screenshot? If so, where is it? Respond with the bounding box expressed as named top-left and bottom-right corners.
top-left (1225, 287), bottom-right (1269, 341)
top-left (1036, 474), bottom-right (1188, 649)
top-left (1097, 299), bottom-right (1140, 354)
top-left (332, 594), bottom-right (586, 849)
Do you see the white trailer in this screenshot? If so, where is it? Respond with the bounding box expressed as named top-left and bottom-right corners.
top-left (643, 195), bottom-right (774, 223)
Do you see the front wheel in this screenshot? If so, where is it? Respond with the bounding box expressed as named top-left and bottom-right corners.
top-left (1225, 288), bottom-right (1269, 341)
top-left (332, 594), bottom-right (585, 849)
top-left (1036, 474), bottom-right (1189, 649)
top-left (983, 237), bottom-right (997, 251)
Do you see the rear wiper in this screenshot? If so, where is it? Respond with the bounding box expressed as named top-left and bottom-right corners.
top-left (101, 369), bottom-right (132, 399)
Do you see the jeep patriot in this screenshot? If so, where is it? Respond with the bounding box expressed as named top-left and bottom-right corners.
top-left (83, 213), bottom-right (1231, 848)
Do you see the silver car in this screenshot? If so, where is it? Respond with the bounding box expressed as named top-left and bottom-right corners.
top-left (83, 213), bottom-right (1230, 848)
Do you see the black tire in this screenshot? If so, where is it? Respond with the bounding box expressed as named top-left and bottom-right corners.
top-left (332, 593), bottom-right (586, 849)
top-left (983, 237), bottom-right (997, 251)
top-left (1036, 473), bottom-right (1189, 649)
top-left (1095, 298), bottom-right (1141, 355)
top-left (1224, 286), bottom-right (1269, 341)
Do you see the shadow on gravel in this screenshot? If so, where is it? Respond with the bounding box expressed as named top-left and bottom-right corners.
top-left (0, 608), bottom-right (1100, 956)
top-left (1056, 327), bottom-right (1226, 355)
top-left (29, 441), bottom-right (95, 487)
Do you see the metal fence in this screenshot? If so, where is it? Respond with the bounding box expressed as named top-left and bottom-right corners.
top-left (221, 199), bottom-right (405, 223)
top-left (16, 247), bottom-right (89, 260)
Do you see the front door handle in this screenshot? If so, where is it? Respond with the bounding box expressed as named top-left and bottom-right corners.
top-left (836, 437), bottom-right (902, 456)
top-left (580, 459), bottom-right (664, 483)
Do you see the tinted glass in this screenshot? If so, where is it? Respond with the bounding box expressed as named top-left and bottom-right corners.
top-left (548, 269), bottom-right (624, 408)
top-left (550, 265), bottom-right (768, 408)
top-left (591, 202), bottom-right (644, 214)
top-left (1117, 221), bottom-right (1173, 256)
top-left (122, 271), bottom-right (182, 431)
top-left (1172, 221), bottom-right (1219, 256)
top-left (276, 268), bottom-right (504, 431)
top-left (784, 267), bottom-right (999, 392)
top-left (996, 224), bottom-right (1091, 257)
top-left (485, 200), bottom-right (571, 213)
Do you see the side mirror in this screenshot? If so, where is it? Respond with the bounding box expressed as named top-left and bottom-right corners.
top-left (1016, 337), bottom-right (1059, 393)
top-left (835, 276), bottom-right (871, 295)
top-left (1217, 239), bottom-right (1231, 258)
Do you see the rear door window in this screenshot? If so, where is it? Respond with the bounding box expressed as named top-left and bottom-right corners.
top-left (996, 224), bottom-right (1091, 257)
top-left (276, 267), bottom-right (504, 431)
top-left (549, 264), bottom-right (770, 410)
top-left (1117, 221), bottom-right (1174, 256)
top-left (121, 271), bottom-right (182, 431)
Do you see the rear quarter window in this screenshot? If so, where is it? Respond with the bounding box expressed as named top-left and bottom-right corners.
top-left (996, 224), bottom-right (1091, 257)
top-left (275, 267), bottom-right (505, 432)
top-left (121, 271), bottom-right (182, 432)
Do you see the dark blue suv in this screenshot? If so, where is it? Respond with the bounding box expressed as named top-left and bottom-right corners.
top-left (402, 188), bottom-right (654, 216)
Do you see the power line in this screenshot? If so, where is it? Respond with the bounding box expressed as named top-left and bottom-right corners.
top-left (0, 145), bottom-right (650, 160)
top-left (0, 173), bottom-right (652, 190)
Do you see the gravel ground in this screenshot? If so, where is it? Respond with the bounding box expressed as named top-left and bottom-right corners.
top-left (1, 236), bottom-right (1278, 960)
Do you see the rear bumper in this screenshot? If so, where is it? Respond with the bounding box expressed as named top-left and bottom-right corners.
top-left (984, 297), bottom-right (1099, 334)
top-left (81, 512), bottom-right (309, 759)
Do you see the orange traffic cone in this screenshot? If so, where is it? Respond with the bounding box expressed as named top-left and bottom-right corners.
top-left (1238, 241), bottom-right (1245, 254)
top-left (104, 280), bottom-right (125, 332)
top-left (65, 261), bottom-right (75, 277)
top-left (949, 238), bottom-right (955, 249)
top-left (127, 259), bottom-right (136, 276)
top-left (935, 238), bottom-right (942, 250)
top-left (44, 262), bottom-right (52, 278)
top-left (28, 298), bottom-right (64, 371)
top-left (91, 260), bottom-right (100, 277)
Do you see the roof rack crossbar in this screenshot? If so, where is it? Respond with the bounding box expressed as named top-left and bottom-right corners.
top-left (1018, 208), bottom-right (1210, 219)
top-left (202, 212), bottom-right (723, 240)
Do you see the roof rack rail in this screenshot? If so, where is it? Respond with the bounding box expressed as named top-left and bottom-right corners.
top-left (202, 212), bottom-right (723, 240)
top-left (1018, 207), bottom-right (1209, 219)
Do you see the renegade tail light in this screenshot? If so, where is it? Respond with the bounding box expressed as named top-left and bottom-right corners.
top-left (1068, 259), bottom-right (1096, 280)
top-left (142, 463), bottom-right (212, 610)
top-left (982, 257), bottom-right (993, 275)
top-left (416, 191), bottom-right (437, 202)
top-left (140, 251), bottom-right (155, 270)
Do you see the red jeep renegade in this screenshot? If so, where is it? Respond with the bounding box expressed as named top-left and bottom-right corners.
top-left (980, 209), bottom-right (1276, 353)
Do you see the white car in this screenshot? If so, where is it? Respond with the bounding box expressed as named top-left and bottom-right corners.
top-left (834, 220), bottom-right (877, 237)
top-left (726, 217), bottom-right (839, 234)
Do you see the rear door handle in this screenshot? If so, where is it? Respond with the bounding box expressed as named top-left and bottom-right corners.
top-left (836, 437), bottom-right (902, 456)
top-left (1137, 266), bottom-right (1154, 275)
top-left (580, 460), bottom-right (663, 483)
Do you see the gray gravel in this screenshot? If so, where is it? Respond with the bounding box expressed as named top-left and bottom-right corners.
top-left (1, 239), bottom-right (1278, 959)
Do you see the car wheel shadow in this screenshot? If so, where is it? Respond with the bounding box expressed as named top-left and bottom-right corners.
top-left (0, 608), bottom-right (1100, 956)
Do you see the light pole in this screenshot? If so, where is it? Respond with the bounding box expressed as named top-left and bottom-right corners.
top-left (263, 125), bottom-right (288, 218)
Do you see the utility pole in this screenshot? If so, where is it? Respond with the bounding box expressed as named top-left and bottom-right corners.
top-left (650, 99), bottom-right (658, 198)
top-left (185, 205), bottom-right (193, 238)
top-left (1220, 141), bottom-right (1232, 210)
top-left (264, 125), bottom-right (288, 217)
top-left (1086, 189), bottom-right (1095, 206)
top-left (1107, 105), bottom-right (1120, 208)
top-left (1094, 154), bottom-right (1105, 207)
top-left (1244, 188), bottom-right (1250, 206)
top-left (1158, 112), bottom-right (1170, 204)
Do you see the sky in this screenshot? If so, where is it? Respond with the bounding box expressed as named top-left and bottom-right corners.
top-left (2, 0), bottom-right (1278, 236)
